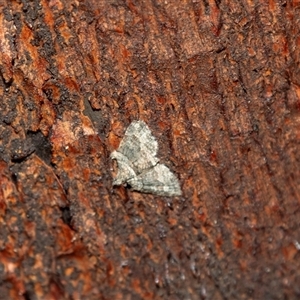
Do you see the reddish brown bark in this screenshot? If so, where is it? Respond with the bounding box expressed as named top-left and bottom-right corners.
top-left (0, 0), bottom-right (300, 299)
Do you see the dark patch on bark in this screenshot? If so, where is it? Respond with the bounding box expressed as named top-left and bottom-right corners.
top-left (26, 130), bottom-right (52, 165)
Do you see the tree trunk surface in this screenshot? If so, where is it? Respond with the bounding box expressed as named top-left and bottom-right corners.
top-left (0, 0), bottom-right (300, 299)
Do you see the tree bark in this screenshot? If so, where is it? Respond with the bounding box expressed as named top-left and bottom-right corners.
top-left (0, 0), bottom-right (300, 299)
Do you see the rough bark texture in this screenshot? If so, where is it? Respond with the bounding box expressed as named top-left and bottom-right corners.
top-left (0, 0), bottom-right (300, 299)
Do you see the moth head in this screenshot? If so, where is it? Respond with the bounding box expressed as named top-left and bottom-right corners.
top-left (126, 177), bottom-right (143, 191)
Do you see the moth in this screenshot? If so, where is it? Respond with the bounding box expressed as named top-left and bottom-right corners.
top-left (110, 120), bottom-right (182, 196)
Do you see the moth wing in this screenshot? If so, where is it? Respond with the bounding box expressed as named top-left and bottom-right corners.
top-left (117, 120), bottom-right (159, 173)
top-left (128, 163), bottom-right (182, 197)
top-left (110, 151), bottom-right (136, 185)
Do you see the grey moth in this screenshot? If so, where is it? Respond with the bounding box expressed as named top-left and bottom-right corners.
top-left (110, 120), bottom-right (182, 197)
